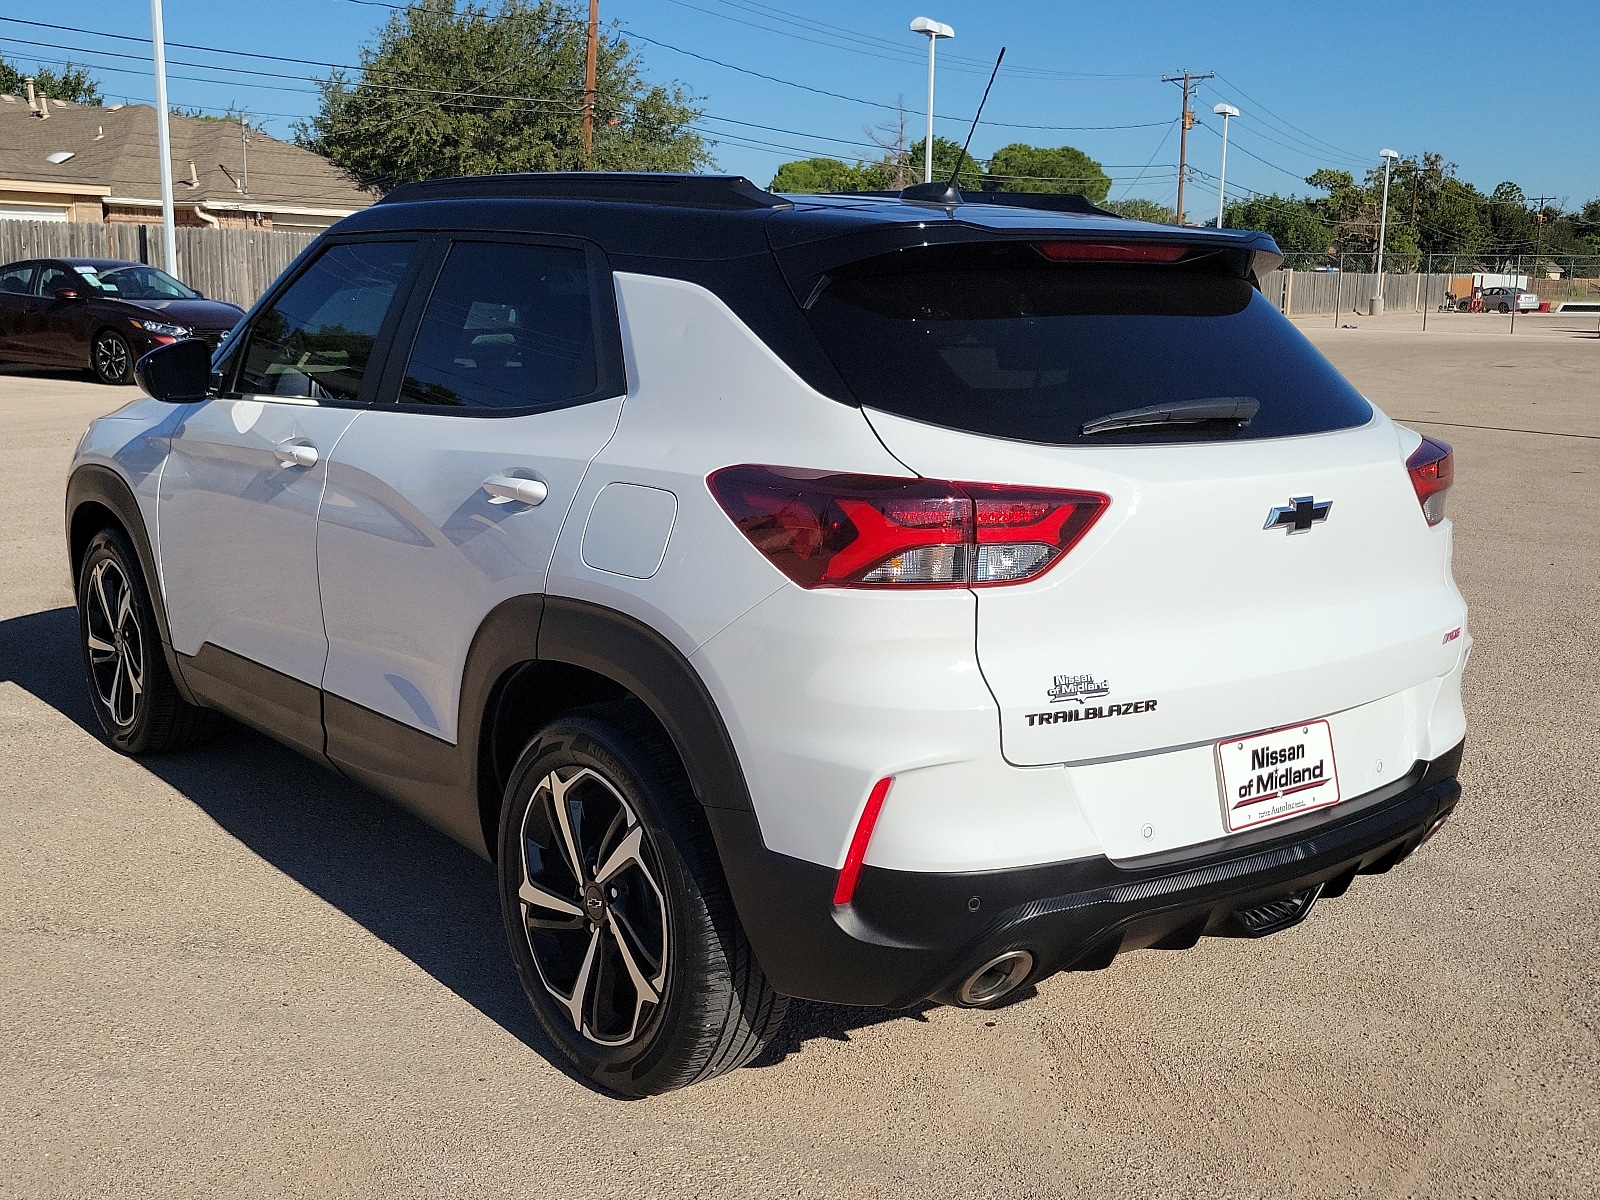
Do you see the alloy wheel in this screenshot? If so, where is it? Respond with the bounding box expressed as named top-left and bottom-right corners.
top-left (517, 766), bottom-right (670, 1047)
top-left (94, 334), bottom-right (130, 383)
top-left (84, 558), bottom-right (144, 728)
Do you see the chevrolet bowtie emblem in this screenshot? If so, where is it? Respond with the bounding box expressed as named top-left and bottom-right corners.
top-left (1265, 496), bottom-right (1332, 534)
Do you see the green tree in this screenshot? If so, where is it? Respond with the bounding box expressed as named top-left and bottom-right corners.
top-left (173, 106), bottom-right (266, 133)
top-left (1484, 181), bottom-right (1535, 258)
top-left (1224, 195), bottom-right (1334, 258)
top-left (983, 143), bottom-right (1110, 201)
top-left (0, 58), bottom-right (102, 104)
top-left (904, 136), bottom-right (987, 191)
top-left (769, 157), bottom-right (872, 193)
top-left (1101, 198), bottom-right (1175, 224)
top-left (296, 0), bottom-right (709, 191)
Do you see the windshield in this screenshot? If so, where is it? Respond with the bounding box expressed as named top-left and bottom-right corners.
top-left (803, 242), bottom-right (1372, 445)
top-left (77, 264), bottom-right (200, 301)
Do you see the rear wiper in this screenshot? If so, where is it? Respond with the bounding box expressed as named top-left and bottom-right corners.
top-left (1081, 396), bottom-right (1259, 436)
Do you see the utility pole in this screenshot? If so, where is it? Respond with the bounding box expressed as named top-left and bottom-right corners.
top-left (1370, 148), bottom-right (1399, 315)
top-left (149, 0), bottom-right (177, 276)
top-left (1162, 71), bottom-right (1213, 225)
top-left (582, 0), bottom-right (598, 163)
top-left (239, 113), bottom-right (250, 200)
top-left (1529, 193), bottom-right (1555, 283)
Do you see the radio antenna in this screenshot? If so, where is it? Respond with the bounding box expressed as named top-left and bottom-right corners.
top-left (949, 47), bottom-right (1004, 188)
top-left (900, 46), bottom-right (1004, 205)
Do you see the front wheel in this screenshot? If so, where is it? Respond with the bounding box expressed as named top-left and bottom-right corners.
top-left (91, 329), bottom-right (135, 384)
top-left (76, 528), bottom-right (217, 753)
top-left (498, 704), bottom-right (787, 1096)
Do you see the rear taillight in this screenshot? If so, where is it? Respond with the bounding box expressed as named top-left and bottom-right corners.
top-left (1406, 436), bottom-right (1454, 526)
top-left (707, 466), bottom-right (1108, 589)
top-left (1033, 241), bottom-right (1189, 263)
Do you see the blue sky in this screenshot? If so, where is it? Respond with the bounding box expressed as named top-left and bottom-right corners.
top-left (22, 0), bottom-right (1600, 210)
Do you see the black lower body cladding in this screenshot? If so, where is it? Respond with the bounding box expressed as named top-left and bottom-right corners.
top-left (709, 741), bottom-right (1464, 1008)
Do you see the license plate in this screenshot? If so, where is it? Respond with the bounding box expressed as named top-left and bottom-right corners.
top-left (1217, 719), bottom-right (1341, 832)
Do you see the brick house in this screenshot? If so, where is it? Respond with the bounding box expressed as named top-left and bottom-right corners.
top-left (0, 94), bottom-right (374, 230)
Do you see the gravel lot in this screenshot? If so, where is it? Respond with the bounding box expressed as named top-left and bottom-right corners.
top-left (2, 313), bottom-right (1596, 1199)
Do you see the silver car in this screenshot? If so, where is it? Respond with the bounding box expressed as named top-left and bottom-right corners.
top-left (1469, 287), bottom-right (1539, 313)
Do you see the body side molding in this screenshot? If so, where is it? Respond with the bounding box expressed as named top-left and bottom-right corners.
top-left (179, 642), bottom-right (326, 764)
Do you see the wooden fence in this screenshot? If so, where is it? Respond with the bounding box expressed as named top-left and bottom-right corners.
top-left (1259, 270), bottom-right (1455, 317)
top-left (0, 221), bottom-right (318, 309)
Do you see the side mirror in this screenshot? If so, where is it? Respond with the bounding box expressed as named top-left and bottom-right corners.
top-left (53, 288), bottom-right (79, 301)
top-left (134, 338), bottom-right (212, 403)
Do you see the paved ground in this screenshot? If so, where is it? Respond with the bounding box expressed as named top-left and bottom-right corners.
top-left (2, 316), bottom-right (1596, 1199)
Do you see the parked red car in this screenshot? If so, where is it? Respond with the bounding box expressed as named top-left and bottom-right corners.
top-left (0, 257), bottom-right (244, 384)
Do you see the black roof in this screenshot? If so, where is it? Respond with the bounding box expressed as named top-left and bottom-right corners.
top-left (341, 172), bottom-right (1283, 272)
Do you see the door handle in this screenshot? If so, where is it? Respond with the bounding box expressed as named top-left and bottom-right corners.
top-left (482, 475), bottom-right (548, 506)
top-left (274, 441), bottom-right (319, 468)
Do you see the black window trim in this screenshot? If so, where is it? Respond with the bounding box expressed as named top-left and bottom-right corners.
top-left (215, 233), bottom-right (431, 407)
top-left (369, 230), bottom-right (627, 419)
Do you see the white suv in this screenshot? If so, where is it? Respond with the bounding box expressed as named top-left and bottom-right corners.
top-left (66, 174), bottom-right (1468, 1096)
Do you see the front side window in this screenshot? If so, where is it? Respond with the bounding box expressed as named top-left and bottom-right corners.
top-left (240, 241), bottom-right (414, 401)
top-left (35, 264), bottom-right (73, 295)
top-left (398, 241), bottom-right (597, 411)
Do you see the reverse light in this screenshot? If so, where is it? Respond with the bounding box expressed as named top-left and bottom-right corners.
top-left (1406, 436), bottom-right (1453, 526)
top-left (833, 777), bottom-right (892, 907)
top-left (1033, 241), bottom-right (1189, 263)
top-left (707, 466), bottom-right (1108, 589)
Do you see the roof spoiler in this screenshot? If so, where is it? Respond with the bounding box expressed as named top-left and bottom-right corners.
top-left (834, 188), bottom-right (1120, 217)
top-left (378, 172), bottom-right (794, 211)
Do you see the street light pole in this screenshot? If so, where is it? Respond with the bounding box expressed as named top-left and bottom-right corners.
top-left (1370, 148), bottom-right (1399, 316)
top-left (149, 0), bottom-right (177, 277)
top-left (910, 17), bottom-right (954, 184)
top-left (1213, 102), bottom-right (1238, 227)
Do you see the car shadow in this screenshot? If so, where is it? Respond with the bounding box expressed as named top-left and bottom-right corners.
top-left (0, 605), bottom-right (935, 1086)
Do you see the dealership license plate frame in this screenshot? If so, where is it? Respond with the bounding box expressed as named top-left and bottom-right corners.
top-left (1217, 719), bottom-right (1342, 833)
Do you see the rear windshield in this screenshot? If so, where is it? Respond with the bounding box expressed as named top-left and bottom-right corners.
top-left (801, 242), bottom-right (1371, 444)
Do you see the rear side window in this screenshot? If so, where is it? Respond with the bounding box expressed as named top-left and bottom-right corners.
top-left (0, 264), bottom-right (34, 294)
top-left (397, 241), bottom-right (598, 411)
top-left (240, 241), bottom-right (415, 402)
top-left (802, 242), bottom-right (1371, 444)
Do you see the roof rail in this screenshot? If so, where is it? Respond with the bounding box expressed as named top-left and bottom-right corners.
top-left (833, 189), bottom-right (1119, 217)
top-left (379, 172), bottom-right (794, 211)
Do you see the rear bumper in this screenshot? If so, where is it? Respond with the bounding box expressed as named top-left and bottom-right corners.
top-left (711, 740), bottom-right (1463, 1008)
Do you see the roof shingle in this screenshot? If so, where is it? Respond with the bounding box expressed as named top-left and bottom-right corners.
top-left (0, 97), bottom-right (374, 212)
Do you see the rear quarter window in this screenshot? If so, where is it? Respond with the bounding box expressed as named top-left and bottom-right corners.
top-left (801, 242), bottom-right (1372, 445)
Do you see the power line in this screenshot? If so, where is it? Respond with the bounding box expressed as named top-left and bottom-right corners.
top-left (653, 0), bottom-right (1162, 81)
top-left (1, 16), bottom-right (1169, 135)
top-left (619, 27), bottom-right (1170, 131)
top-left (1209, 71), bottom-right (1368, 164)
top-left (1117, 117), bottom-right (1179, 201)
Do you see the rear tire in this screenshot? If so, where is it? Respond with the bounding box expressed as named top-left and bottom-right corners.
top-left (91, 330), bottom-right (134, 385)
top-left (76, 528), bottom-right (217, 754)
top-left (497, 702), bottom-right (787, 1096)
top-left (1498, 302), bottom-right (1511, 313)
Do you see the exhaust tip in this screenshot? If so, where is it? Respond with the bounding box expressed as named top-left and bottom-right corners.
top-left (957, 950), bottom-right (1035, 1006)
